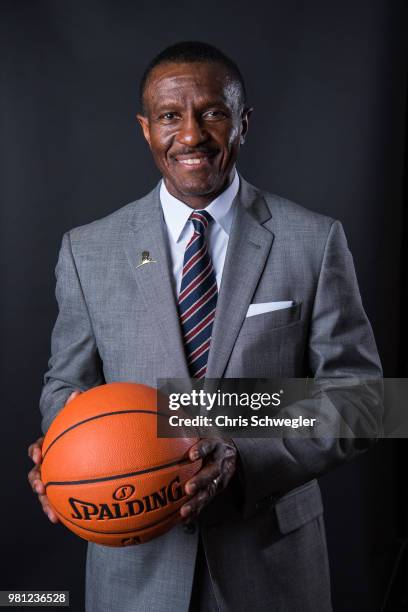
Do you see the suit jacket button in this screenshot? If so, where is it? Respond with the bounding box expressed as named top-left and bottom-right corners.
top-left (182, 522), bottom-right (196, 534)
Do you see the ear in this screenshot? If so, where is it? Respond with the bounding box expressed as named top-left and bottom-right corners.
top-left (136, 113), bottom-right (151, 147)
top-left (240, 106), bottom-right (254, 145)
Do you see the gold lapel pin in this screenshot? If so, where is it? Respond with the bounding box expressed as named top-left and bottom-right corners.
top-left (136, 250), bottom-right (157, 268)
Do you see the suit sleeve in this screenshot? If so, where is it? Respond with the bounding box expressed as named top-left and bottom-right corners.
top-left (232, 220), bottom-right (383, 518)
top-left (39, 232), bottom-right (105, 434)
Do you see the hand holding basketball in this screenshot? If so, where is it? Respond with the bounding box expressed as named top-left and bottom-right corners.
top-left (27, 390), bottom-right (82, 523)
top-left (39, 383), bottom-right (203, 546)
top-left (181, 437), bottom-right (237, 520)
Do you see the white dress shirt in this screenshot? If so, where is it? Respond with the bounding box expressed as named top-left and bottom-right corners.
top-left (160, 170), bottom-right (240, 296)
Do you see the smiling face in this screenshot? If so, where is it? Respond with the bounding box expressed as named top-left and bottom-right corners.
top-left (137, 61), bottom-right (252, 208)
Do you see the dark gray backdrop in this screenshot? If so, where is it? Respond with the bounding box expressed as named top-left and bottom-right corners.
top-left (1, 1), bottom-right (406, 610)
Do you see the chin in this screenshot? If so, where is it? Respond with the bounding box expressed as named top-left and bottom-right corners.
top-left (174, 176), bottom-right (220, 198)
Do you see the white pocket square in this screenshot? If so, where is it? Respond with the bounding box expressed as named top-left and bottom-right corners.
top-left (246, 301), bottom-right (294, 318)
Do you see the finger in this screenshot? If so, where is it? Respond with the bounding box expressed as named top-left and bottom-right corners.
top-left (212, 439), bottom-right (237, 462)
top-left (28, 436), bottom-right (44, 460)
top-left (66, 390), bottom-right (81, 404)
top-left (185, 462), bottom-right (220, 495)
top-left (28, 470), bottom-right (46, 496)
top-left (222, 456), bottom-right (236, 478)
top-left (33, 478), bottom-right (45, 495)
top-left (32, 447), bottom-right (42, 465)
top-left (188, 438), bottom-right (218, 462)
top-left (39, 495), bottom-right (59, 523)
top-left (180, 488), bottom-right (210, 518)
top-left (27, 460), bottom-right (59, 523)
top-left (28, 473), bottom-right (59, 523)
top-left (28, 467), bottom-right (41, 489)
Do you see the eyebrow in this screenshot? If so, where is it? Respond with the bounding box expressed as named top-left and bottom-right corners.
top-left (152, 98), bottom-right (230, 111)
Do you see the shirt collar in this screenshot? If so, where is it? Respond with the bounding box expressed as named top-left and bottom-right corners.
top-left (160, 170), bottom-right (239, 243)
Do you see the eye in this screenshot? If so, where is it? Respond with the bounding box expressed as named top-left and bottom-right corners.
top-left (159, 112), bottom-right (179, 121)
top-left (203, 110), bottom-right (227, 121)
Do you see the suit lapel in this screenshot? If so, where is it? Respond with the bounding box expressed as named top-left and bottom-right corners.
top-left (122, 184), bottom-right (191, 379)
top-left (206, 177), bottom-right (275, 378)
top-left (122, 177), bottom-right (274, 382)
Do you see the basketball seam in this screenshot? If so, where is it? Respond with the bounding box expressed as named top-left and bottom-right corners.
top-left (42, 409), bottom-right (170, 460)
top-left (43, 457), bottom-right (197, 488)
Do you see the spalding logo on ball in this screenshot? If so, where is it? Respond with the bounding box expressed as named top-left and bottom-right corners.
top-left (41, 382), bottom-right (201, 547)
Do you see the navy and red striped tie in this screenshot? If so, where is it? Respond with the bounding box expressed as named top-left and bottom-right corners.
top-left (178, 210), bottom-right (218, 379)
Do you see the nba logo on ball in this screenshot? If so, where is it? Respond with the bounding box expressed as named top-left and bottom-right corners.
top-left (41, 383), bottom-right (202, 547)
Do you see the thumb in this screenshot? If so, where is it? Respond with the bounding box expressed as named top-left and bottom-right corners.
top-left (66, 390), bottom-right (82, 405)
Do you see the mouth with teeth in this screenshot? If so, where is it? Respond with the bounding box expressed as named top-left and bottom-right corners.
top-left (178, 157), bottom-right (208, 165)
top-left (172, 152), bottom-right (217, 169)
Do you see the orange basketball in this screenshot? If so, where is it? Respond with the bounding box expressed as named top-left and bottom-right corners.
top-left (41, 382), bottom-right (201, 547)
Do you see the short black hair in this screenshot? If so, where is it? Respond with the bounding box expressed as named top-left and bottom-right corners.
top-left (139, 41), bottom-right (247, 113)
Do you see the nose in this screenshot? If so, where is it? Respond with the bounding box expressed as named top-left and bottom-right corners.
top-left (176, 113), bottom-right (208, 147)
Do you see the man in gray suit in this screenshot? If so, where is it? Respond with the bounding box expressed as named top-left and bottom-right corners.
top-left (28, 41), bottom-right (382, 611)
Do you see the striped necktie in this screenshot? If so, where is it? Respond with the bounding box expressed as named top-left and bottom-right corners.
top-left (178, 210), bottom-right (218, 379)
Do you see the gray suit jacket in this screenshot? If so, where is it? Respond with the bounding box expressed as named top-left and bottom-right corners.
top-left (39, 175), bottom-right (382, 612)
